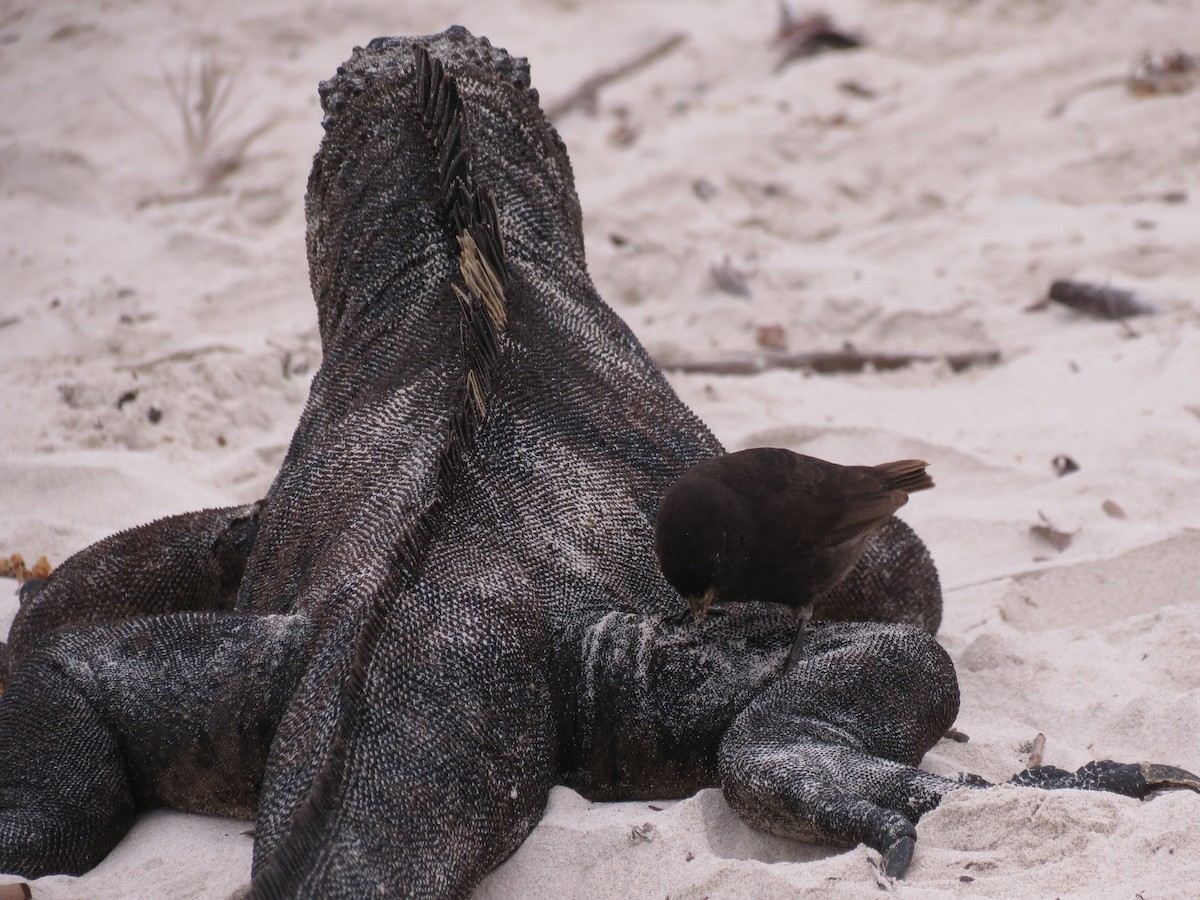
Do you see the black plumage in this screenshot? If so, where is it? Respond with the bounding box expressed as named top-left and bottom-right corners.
top-left (655, 448), bottom-right (934, 666)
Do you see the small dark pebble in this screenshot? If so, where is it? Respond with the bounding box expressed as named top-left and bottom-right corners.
top-left (116, 390), bottom-right (138, 410)
top-left (960, 875), bottom-right (975, 883)
top-left (1052, 454), bottom-right (1079, 476)
top-left (692, 178), bottom-right (718, 201)
top-left (710, 257), bottom-right (752, 297)
top-left (147, 406), bottom-right (163, 424)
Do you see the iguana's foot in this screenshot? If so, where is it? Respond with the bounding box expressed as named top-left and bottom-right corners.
top-left (881, 833), bottom-right (915, 878)
top-left (1010, 760), bottom-right (1200, 797)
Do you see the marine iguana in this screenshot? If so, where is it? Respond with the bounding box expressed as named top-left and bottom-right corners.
top-left (0, 27), bottom-right (1195, 898)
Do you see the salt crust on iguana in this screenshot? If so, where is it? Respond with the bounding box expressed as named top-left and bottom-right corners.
top-left (1, 26), bottom-right (1195, 898)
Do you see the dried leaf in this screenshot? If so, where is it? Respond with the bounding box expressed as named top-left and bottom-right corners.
top-left (1027, 732), bottom-right (1046, 768)
top-left (775, 5), bottom-right (864, 72)
top-left (629, 822), bottom-right (656, 842)
top-left (1048, 280), bottom-right (1156, 320)
top-left (0, 553), bottom-right (53, 582)
top-left (1102, 499), bottom-right (1127, 519)
top-left (755, 324), bottom-right (788, 351)
top-left (1031, 515), bottom-right (1075, 552)
top-left (943, 727), bottom-right (970, 743)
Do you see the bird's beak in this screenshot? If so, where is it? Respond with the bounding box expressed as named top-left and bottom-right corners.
top-left (687, 586), bottom-right (718, 623)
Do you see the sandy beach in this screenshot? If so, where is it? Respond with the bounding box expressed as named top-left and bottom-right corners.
top-left (2, 0), bottom-right (1198, 896)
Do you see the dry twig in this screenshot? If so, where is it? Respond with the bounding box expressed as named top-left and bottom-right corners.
top-left (658, 348), bottom-right (1000, 376)
top-left (117, 344), bottom-right (238, 374)
top-left (1048, 49), bottom-right (1199, 117)
top-left (774, 3), bottom-right (864, 72)
top-left (545, 32), bottom-right (687, 121)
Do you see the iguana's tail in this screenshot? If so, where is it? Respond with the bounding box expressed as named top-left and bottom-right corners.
top-left (249, 30), bottom-right (533, 900)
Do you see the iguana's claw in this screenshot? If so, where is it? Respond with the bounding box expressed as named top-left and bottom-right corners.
top-left (881, 834), bottom-right (915, 878)
top-left (1141, 763), bottom-right (1200, 793)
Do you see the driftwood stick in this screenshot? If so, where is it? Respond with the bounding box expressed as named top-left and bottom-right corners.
top-left (118, 344), bottom-right (239, 374)
top-left (658, 348), bottom-right (1000, 376)
top-left (1047, 75), bottom-right (1126, 118)
top-left (545, 32), bottom-right (687, 121)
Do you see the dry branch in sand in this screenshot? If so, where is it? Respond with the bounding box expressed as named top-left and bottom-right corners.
top-left (545, 32), bottom-right (687, 121)
top-left (1048, 49), bottom-right (1199, 117)
top-left (657, 348), bottom-right (1000, 376)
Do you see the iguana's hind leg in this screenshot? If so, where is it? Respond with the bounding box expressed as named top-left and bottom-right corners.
top-left (717, 622), bottom-right (962, 876)
top-left (720, 737), bottom-right (964, 876)
top-left (6, 502), bottom-right (262, 667)
top-left (0, 610), bottom-right (309, 877)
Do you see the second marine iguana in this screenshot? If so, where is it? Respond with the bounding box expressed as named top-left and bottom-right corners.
top-left (1, 26), bottom-right (1196, 898)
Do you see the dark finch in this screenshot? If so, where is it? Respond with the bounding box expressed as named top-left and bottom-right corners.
top-left (654, 448), bottom-right (934, 668)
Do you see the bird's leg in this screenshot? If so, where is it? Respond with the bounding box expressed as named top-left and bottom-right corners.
top-left (782, 604), bottom-right (813, 674)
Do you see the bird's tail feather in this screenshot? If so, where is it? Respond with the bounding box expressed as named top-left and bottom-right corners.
top-left (874, 460), bottom-right (934, 494)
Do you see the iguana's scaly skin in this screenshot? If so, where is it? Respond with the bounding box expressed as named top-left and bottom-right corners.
top-left (1, 27), bottom-right (1193, 898)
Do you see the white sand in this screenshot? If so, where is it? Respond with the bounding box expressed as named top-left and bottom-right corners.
top-left (2, 0), bottom-right (1198, 896)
